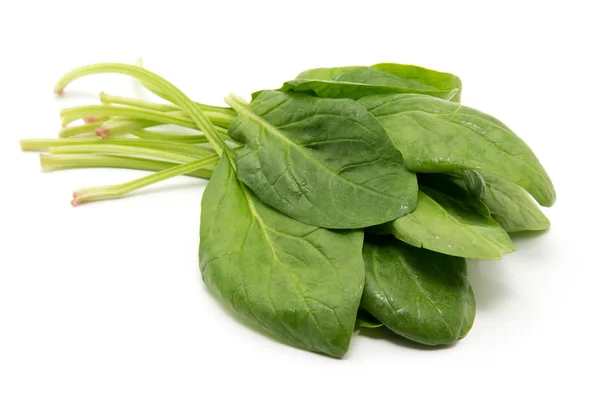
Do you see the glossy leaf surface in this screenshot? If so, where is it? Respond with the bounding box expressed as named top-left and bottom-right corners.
top-left (372, 186), bottom-right (514, 260)
top-left (361, 237), bottom-right (475, 345)
top-left (477, 172), bottom-right (551, 232)
top-left (282, 64), bottom-right (461, 101)
top-left (359, 94), bottom-right (556, 207)
top-left (199, 156), bottom-right (365, 358)
top-left (228, 90), bottom-right (418, 229)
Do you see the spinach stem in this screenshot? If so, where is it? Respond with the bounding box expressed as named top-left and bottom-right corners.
top-left (223, 93), bottom-right (252, 116)
top-left (59, 121), bottom-right (104, 138)
top-left (84, 116), bottom-right (109, 124)
top-left (94, 118), bottom-right (230, 141)
top-left (60, 105), bottom-right (232, 130)
top-left (100, 92), bottom-right (237, 119)
top-left (97, 119), bottom-right (154, 138)
top-left (50, 144), bottom-right (200, 163)
top-left (132, 129), bottom-right (208, 143)
top-left (100, 92), bottom-right (178, 112)
top-left (40, 153), bottom-right (213, 179)
top-left (21, 138), bottom-right (215, 157)
top-left (70, 155), bottom-right (218, 206)
top-left (54, 63), bottom-right (233, 159)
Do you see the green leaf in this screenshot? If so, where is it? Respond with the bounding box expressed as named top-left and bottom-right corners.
top-left (371, 186), bottom-right (515, 260)
top-left (477, 172), bottom-right (551, 232)
top-left (359, 94), bottom-right (556, 207)
top-left (361, 236), bottom-right (475, 346)
top-left (418, 172), bottom-right (491, 218)
top-left (228, 90), bottom-right (418, 229)
top-left (372, 63), bottom-right (462, 102)
top-left (441, 171), bottom-right (550, 233)
top-left (282, 64), bottom-right (461, 101)
top-left (199, 156), bottom-right (365, 358)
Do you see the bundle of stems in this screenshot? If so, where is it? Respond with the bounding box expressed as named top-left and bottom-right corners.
top-left (21, 66), bottom-right (240, 206)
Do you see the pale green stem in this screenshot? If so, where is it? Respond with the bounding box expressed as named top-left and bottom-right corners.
top-left (100, 92), bottom-right (178, 112)
top-left (22, 137), bottom-right (101, 150)
top-left (59, 121), bottom-right (104, 138)
top-left (97, 118), bottom-right (229, 142)
top-left (71, 155), bottom-right (218, 206)
top-left (21, 138), bottom-right (215, 157)
top-left (224, 93), bottom-right (254, 119)
top-left (55, 64), bottom-right (233, 159)
top-left (61, 105), bottom-right (200, 129)
top-left (61, 106), bottom-right (233, 137)
top-left (133, 58), bottom-right (176, 103)
top-left (98, 119), bottom-right (154, 137)
top-left (40, 154), bottom-right (214, 179)
top-left (100, 92), bottom-right (237, 118)
top-left (50, 144), bottom-right (199, 163)
top-left (132, 129), bottom-right (208, 143)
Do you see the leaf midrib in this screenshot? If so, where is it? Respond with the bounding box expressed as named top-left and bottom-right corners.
top-left (239, 183), bottom-right (341, 353)
top-left (292, 78), bottom-right (454, 95)
top-left (378, 107), bottom-right (553, 189)
top-left (236, 97), bottom-right (402, 201)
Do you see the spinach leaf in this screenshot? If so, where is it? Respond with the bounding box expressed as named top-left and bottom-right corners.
top-left (361, 236), bottom-right (475, 345)
top-left (476, 172), bottom-right (551, 232)
top-left (281, 64), bottom-right (461, 101)
top-left (199, 156), bottom-right (365, 358)
top-left (226, 90), bottom-right (418, 229)
top-left (432, 170), bottom-right (550, 233)
top-left (417, 172), bottom-right (491, 217)
top-left (371, 63), bottom-right (462, 102)
top-left (371, 186), bottom-right (514, 260)
top-left (359, 94), bottom-right (556, 207)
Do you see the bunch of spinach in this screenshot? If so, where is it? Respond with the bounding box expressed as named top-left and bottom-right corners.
top-left (21, 61), bottom-right (554, 358)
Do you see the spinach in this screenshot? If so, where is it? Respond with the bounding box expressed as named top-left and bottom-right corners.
top-left (371, 186), bottom-right (514, 260)
top-left (21, 60), bottom-right (556, 357)
top-left (282, 63), bottom-right (461, 101)
top-left (475, 172), bottom-right (551, 232)
top-left (199, 156), bottom-right (365, 357)
top-left (358, 93), bottom-right (556, 207)
top-left (361, 236), bottom-right (475, 346)
top-left (425, 170), bottom-right (550, 233)
top-left (226, 90), bottom-right (418, 229)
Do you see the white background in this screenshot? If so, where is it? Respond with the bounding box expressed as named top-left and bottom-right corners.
top-left (1, 1), bottom-right (598, 395)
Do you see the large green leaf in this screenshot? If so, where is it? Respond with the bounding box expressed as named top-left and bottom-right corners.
top-left (476, 172), bottom-right (550, 232)
top-left (361, 236), bottom-right (475, 345)
top-left (371, 186), bottom-right (514, 260)
top-left (199, 156), bottom-right (365, 358)
top-left (359, 94), bottom-right (556, 207)
top-left (281, 64), bottom-right (461, 101)
top-left (228, 90), bottom-right (418, 229)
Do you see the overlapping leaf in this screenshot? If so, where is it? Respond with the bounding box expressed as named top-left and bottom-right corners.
top-left (199, 156), bottom-right (365, 358)
top-left (361, 236), bottom-right (475, 345)
top-left (282, 63), bottom-right (461, 101)
top-left (359, 93), bottom-right (556, 207)
top-left (371, 186), bottom-right (514, 260)
top-left (228, 90), bottom-right (418, 229)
